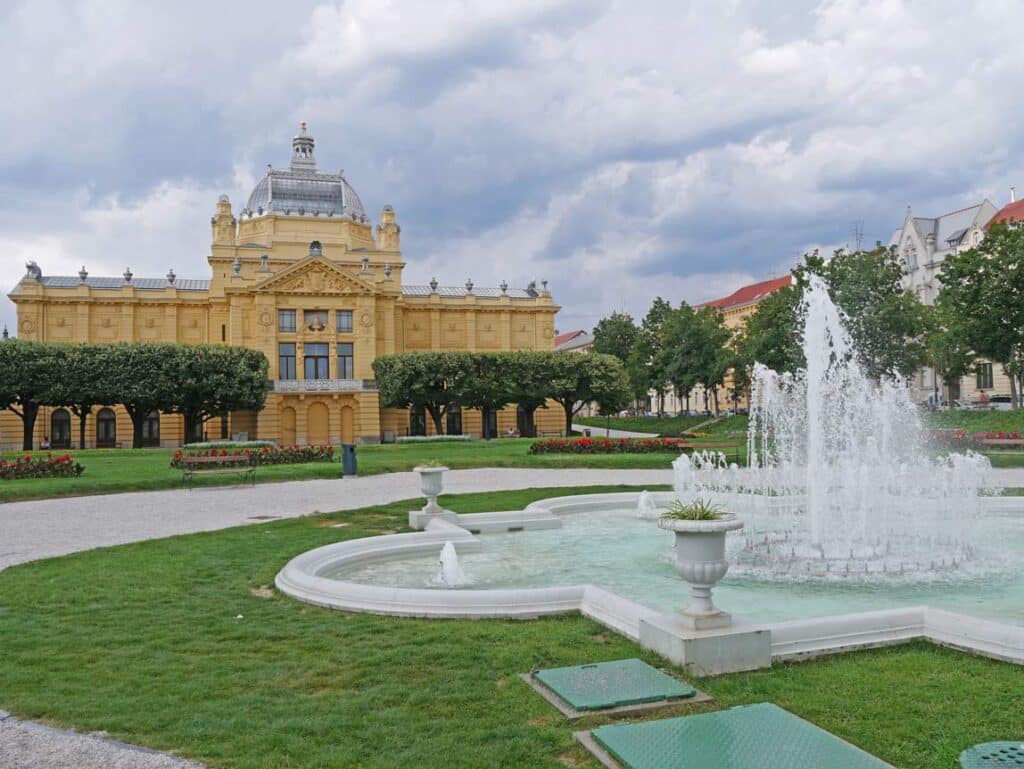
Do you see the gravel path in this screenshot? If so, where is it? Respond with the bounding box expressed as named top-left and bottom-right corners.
top-left (0, 467), bottom-right (673, 571)
top-left (0, 712), bottom-right (203, 769)
top-left (571, 422), bottom-right (659, 438)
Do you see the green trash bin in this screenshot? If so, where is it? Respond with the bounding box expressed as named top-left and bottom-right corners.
top-left (341, 444), bottom-right (357, 476)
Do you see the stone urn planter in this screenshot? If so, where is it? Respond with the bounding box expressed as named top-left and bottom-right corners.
top-left (414, 465), bottom-right (449, 515)
top-left (658, 513), bottom-right (743, 629)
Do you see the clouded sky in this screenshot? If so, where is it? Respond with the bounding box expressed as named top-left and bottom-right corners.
top-left (2, 0), bottom-right (1023, 334)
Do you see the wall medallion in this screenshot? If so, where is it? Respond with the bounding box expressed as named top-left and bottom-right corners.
top-left (258, 310), bottom-right (274, 327)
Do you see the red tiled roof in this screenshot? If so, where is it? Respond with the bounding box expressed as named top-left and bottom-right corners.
top-left (554, 330), bottom-right (586, 347)
top-left (988, 199), bottom-right (1024, 229)
top-left (698, 275), bottom-right (793, 311)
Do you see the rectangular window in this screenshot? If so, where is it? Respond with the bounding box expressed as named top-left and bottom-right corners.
top-left (278, 343), bottom-right (296, 380)
top-left (304, 309), bottom-right (328, 330)
top-left (976, 362), bottom-right (993, 390)
top-left (304, 343), bottom-right (330, 379)
top-left (336, 310), bottom-right (353, 333)
top-left (337, 342), bottom-right (354, 379)
top-left (278, 309), bottom-right (296, 333)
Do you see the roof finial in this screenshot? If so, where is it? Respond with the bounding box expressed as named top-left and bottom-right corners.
top-left (2, 325), bottom-right (8, 340)
top-left (291, 121), bottom-right (316, 171)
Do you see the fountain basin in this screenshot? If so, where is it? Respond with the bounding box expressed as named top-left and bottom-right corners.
top-left (275, 492), bottom-right (1024, 672)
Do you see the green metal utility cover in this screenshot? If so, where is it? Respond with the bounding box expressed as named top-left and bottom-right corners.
top-left (532, 658), bottom-right (695, 711)
top-left (592, 703), bottom-right (892, 769)
top-left (960, 742), bottom-right (1024, 768)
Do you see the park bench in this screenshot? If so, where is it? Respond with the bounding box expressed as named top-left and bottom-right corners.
top-left (180, 455), bottom-right (256, 490)
top-left (539, 430), bottom-right (565, 437)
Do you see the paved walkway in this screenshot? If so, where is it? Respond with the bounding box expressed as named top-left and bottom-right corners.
top-left (0, 711), bottom-right (202, 769)
top-left (0, 468), bottom-right (673, 571)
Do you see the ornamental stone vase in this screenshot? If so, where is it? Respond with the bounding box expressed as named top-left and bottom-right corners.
top-left (658, 513), bottom-right (744, 630)
top-left (414, 465), bottom-right (449, 515)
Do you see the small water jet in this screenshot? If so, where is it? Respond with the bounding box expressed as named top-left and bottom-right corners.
top-left (436, 541), bottom-right (465, 588)
top-left (636, 490), bottom-right (658, 520)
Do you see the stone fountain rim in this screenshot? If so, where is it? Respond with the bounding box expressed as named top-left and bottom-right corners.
top-left (657, 512), bottom-right (745, 534)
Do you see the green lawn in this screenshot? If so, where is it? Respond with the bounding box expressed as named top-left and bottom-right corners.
top-left (0, 441), bottom-right (681, 502)
top-left (574, 414), bottom-right (714, 435)
top-left (923, 409), bottom-right (1024, 432)
top-left (0, 486), bottom-right (1018, 769)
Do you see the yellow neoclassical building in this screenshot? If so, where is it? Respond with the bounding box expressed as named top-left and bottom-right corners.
top-left (5, 124), bottom-right (561, 449)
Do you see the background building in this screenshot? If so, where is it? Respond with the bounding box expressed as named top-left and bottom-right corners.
top-left (4, 124), bottom-right (561, 448)
top-left (890, 198), bottom-right (1014, 405)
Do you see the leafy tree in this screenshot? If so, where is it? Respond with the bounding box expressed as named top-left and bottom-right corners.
top-left (797, 246), bottom-right (929, 379)
top-left (736, 285), bottom-right (803, 376)
top-left (0, 340), bottom-right (64, 449)
top-left (504, 350), bottom-right (554, 437)
top-left (657, 304), bottom-right (701, 414)
top-left (168, 345), bottom-right (269, 442)
top-left (938, 223), bottom-right (1024, 407)
top-left (373, 352), bottom-right (471, 434)
top-left (107, 344), bottom-right (181, 449)
top-left (458, 353), bottom-right (514, 439)
top-left (548, 353), bottom-right (631, 435)
top-left (633, 298), bottom-right (673, 413)
top-left (922, 304), bottom-right (974, 407)
top-left (591, 312), bottom-right (638, 364)
top-left (47, 344), bottom-right (119, 449)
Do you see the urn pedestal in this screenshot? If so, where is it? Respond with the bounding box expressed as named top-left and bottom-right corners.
top-left (658, 513), bottom-right (744, 630)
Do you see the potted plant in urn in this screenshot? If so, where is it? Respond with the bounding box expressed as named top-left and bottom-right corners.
top-left (658, 498), bottom-right (743, 629)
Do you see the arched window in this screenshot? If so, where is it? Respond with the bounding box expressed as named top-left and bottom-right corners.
top-left (50, 408), bottom-right (71, 449)
top-left (141, 411), bottom-right (160, 447)
top-left (96, 408), bottom-right (117, 448)
top-left (410, 406), bottom-right (427, 437)
top-left (446, 405), bottom-right (462, 436)
top-left (308, 240), bottom-right (323, 256)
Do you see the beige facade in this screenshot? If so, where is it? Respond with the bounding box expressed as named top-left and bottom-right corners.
top-left (4, 125), bottom-right (562, 449)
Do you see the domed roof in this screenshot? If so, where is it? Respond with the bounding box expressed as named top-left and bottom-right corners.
top-left (242, 122), bottom-right (368, 222)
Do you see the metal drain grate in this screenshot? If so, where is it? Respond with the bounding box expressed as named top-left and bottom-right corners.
top-left (531, 659), bottom-right (694, 711)
top-left (591, 702), bottom-right (892, 769)
top-left (961, 742), bottom-right (1024, 768)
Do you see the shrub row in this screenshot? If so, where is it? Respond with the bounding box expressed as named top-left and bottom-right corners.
top-left (528, 437), bottom-right (690, 454)
top-left (183, 440), bottom-right (277, 450)
top-left (0, 453), bottom-right (85, 480)
top-left (171, 445), bottom-right (335, 468)
top-left (395, 435), bottom-right (473, 443)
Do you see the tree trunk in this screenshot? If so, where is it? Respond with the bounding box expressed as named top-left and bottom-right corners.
top-left (562, 401), bottom-right (574, 437)
top-left (78, 411), bottom-right (88, 449)
top-left (125, 407), bottom-right (146, 449)
top-left (19, 403), bottom-right (38, 450)
top-left (712, 388), bottom-right (720, 416)
top-left (1010, 375), bottom-right (1019, 411)
top-left (426, 404), bottom-right (445, 435)
top-left (520, 405), bottom-right (538, 438)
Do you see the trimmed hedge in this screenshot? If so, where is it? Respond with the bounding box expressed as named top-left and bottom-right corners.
top-left (0, 453), bottom-right (85, 480)
top-left (528, 437), bottom-right (690, 454)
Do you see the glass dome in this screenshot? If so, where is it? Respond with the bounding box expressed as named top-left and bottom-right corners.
top-left (244, 170), bottom-right (367, 221)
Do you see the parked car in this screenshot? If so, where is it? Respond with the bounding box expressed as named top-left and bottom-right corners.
top-left (987, 394), bottom-right (1014, 410)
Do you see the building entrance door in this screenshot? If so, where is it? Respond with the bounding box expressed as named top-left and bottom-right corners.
top-left (307, 402), bottom-right (329, 445)
top-left (340, 405), bottom-right (355, 444)
top-left (281, 406), bottom-right (296, 446)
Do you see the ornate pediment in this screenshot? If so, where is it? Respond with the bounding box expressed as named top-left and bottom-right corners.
top-left (252, 257), bottom-right (375, 296)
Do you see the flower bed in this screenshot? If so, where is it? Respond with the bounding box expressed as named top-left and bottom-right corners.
top-left (529, 437), bottom-right (690, 454)
top-left (925, 429), bottom-right (1024, 452)
top-left (0, 453), bottom-right (85, 480)
top-left (171, 445), bottom-right (334, 469)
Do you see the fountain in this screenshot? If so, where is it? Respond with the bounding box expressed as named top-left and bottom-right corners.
top-left (675, 275), bottom-right (994, 580)
top-left (436, 541), bottom-right (465, 588)
top-left (636, 490), bottom-right (658, 519)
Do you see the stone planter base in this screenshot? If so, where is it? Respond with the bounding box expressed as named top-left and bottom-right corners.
top-left (408, 509), bottom-right (459, 530)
